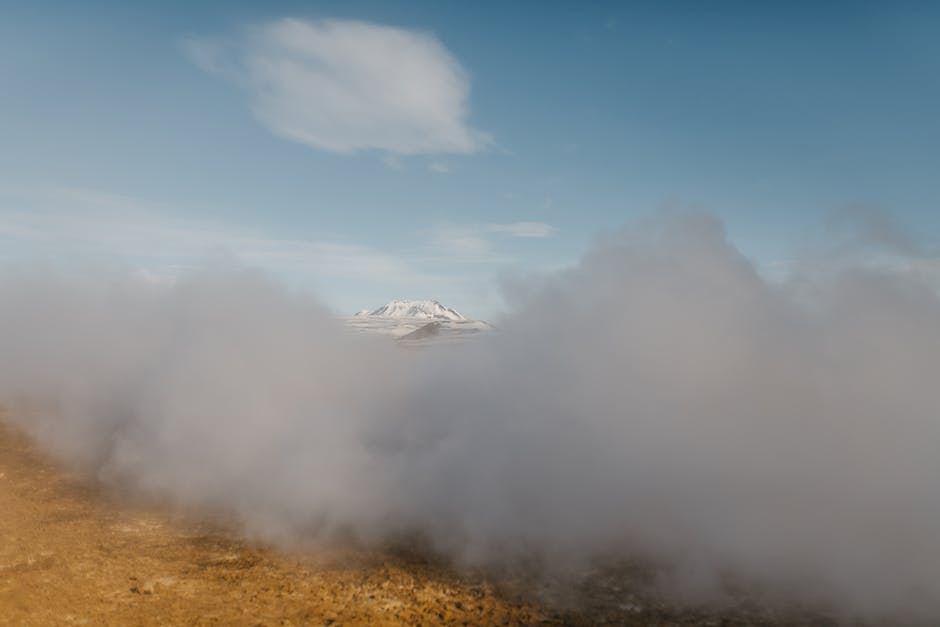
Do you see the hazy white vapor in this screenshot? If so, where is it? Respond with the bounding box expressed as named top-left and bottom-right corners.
top-left (187, 18), bottom-right (490, 156)
top-left (2, 213), bottom-right (940, 623)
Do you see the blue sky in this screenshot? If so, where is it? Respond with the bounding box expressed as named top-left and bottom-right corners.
top-left (1, 1), bottom-right (938, 316)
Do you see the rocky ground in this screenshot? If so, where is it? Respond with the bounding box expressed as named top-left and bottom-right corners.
top-left (0, 417), bottom-right (842, 626)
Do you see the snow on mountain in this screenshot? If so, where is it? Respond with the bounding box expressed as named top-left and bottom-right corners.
top-left (345, 300), bottom-right (490, 345)
top-left (360, 299), bottom-right (466, 321)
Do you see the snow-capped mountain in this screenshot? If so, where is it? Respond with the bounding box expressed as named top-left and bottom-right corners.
top-left (346, 300), bottom-right (490, 345)
top-left (355, 299), bottom-right (466, 321)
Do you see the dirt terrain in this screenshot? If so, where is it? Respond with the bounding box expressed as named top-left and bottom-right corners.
top-left (0, 417), bottom-right (837, 626)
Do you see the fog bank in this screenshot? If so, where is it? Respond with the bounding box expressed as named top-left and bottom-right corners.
top-left (2, 214), bottom-right (939, 622)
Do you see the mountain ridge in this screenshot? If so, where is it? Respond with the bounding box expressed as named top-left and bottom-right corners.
top-left (354, 299), bottom-right (467, 321)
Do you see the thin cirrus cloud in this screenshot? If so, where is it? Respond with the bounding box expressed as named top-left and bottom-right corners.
top-left (484, 221), bottom-right (556, 238)
top-left (430, 221), bottom-right (557, 261)
top-left (0, 187), bottom-right (562, 314)
top-left (185, 18), bottom-right (491, 157)
top-left (0, 186), bottom-right (422, 286)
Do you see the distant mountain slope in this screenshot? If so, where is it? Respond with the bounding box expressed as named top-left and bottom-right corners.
top-left (397, 321), bottom-right (442, 341)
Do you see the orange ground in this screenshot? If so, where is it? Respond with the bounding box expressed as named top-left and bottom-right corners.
top-left (0, 417), bottom-right (836, 626)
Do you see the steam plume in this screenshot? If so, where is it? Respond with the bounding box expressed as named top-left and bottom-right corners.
top-left (1, 213), bottom-right (939, 622)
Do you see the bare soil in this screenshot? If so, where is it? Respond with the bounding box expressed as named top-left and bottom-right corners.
top-left (0, 417), bottom-right (837, 626)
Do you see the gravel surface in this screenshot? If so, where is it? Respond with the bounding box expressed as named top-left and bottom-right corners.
top-left (0, 418), bottom-right (845, 626)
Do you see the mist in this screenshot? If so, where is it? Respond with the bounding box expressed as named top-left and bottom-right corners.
top-left (2, 213), bottom-right (939, 622)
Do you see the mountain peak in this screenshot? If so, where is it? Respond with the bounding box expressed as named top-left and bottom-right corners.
top-left (356, 299), bottom-right (466, 321)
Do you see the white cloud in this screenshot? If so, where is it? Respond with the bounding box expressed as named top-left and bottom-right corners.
top-left (187, 18), bottom-right (491, 156)
top-left (431, 227), bottom-right (494, 260)
top-left (485, 221), bottom-right (556, 238)
top-left (0, 187), bottom-right (418, 285)
top-left (0, 186), bottom-right (559, 315)
top-left (428, 221), bottom-right (556, 263)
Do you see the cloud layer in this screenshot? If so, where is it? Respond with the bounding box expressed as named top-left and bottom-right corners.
top-left (187, 18), bottom-right (490, 156)
top-left (1, 186), bottom-right (551, 314)
top-left (2, 213), bottom-right (940, 623)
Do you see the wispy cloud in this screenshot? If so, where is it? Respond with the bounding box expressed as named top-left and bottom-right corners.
top-left (0, 187), bottom-right (556, 315)
top-left (484, 221), bottom-right (556, 238)
top-left (430, 226), bottom-right (495, 261)
top-left (0, 187), bottom-right (418, 285)
top-left (428, 221), bottom-right (556, 262)
top-left (184, 18), bottom-right (491, 157)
